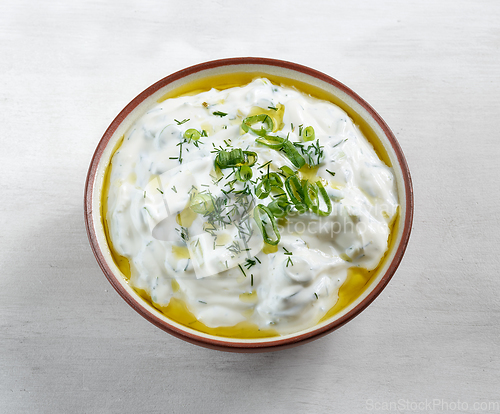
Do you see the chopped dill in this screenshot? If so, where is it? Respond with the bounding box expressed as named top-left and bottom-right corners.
top-left (176, 139), bottom-right (185, 164)
top-left (258, 160), bottom-right (272, 170)
top-left (272, 192), bottom-right (287, 198)
top-left (332, 138), bottom-right (347, 148)
top-left (177, 226), bottom-right (189, 242)
top-left (227, 241), bottom-right (243, 255)
top-left (294, 139), bottom-right (324, 166)
top-left (244, 258), bottom-right (257, 269)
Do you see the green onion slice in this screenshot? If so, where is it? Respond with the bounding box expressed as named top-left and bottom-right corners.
top-left (285, 175), bottom-right (308, 213)
top-left (304, 181), bottom-right (331, 216)
top-left (279, 166), bottom-right (296, 177)
top-left (255, 179), bottom-right (271, 199)
top-left (242, 114), bottom-right (274, 137)
top-left (243, 151), bottom-right (258, 167)
top-left (282, 140), bottom-right (306, 169)
top-left (215, 148), bottom-right (244, 168)
top-left (254, 204), bottom-right (280, 245)
top-left (302, 126), bottom-right (315, 142)
top-left (315, 181), bottom-right (332, 216)
top-left (215, 149), bottom-right (258, 169)
top-left (304, 181), bottom-right (320, 213)
top-left (184, 129), bottom-right (201, 141)
top-left (266, 172), bottom-right (283, 189)
top-left (190, 193), bottom-right (214, 214)
top-left (255, 135), bottom-right (284, 149)
top-left (268, 196), bottom-right (290, 218)
top-left (236, 165), bottom-right (253, 182)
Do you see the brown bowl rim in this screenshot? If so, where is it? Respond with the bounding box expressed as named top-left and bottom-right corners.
top-left (84, 57), bottom-right (413, 352)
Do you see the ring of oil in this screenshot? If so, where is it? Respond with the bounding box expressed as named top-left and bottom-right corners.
top-left (101, 73), bottom-right (399, 339)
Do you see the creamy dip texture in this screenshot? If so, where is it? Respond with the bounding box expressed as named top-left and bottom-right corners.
top-left (105, 78), bottom-right (398, 336)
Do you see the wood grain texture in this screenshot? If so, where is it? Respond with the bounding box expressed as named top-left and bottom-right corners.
top-left (1, 0), bottom-right (499, 413)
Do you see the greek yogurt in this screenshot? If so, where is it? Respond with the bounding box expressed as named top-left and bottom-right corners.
top-left (105, 78), bottom-right (398, 335)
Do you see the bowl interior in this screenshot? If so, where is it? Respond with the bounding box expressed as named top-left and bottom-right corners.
top-left (85, 58), bottom-right (412, 351)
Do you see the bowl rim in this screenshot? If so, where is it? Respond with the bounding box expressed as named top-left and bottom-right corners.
top-left (84, 57), bottom-right (413, 352)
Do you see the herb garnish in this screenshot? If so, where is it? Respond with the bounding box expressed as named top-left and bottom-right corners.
top-left (332, 138), bottom-right (347, 148)
top-left (294, 139), bottom-right (324, 166)
top-left (176, 140), bottom-right (185, 164)
top-left (244, 258), bottom-right (257, 269)
top-left (177, 226), bottom-right (189, 242)
top-left (258, 160), bottom-right (272, 170)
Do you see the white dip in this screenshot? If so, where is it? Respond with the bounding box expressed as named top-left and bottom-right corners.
top-left (106, 78), bottom-right (398, 335)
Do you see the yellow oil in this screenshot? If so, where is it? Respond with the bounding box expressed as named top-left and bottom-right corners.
top-left (262, 243), bottom-right (279, 254)
top-left (216, 233), bottom-right (232, 245)
top-left (248, 103), bottom-right (285, 132)
top-left (239, 290), bottom-right (258, 304)
top-left (298, 165), bottom-right (321, 182)
top-left (320, 267), bottom-right (373, 321)
top-left (135, 289), bottom-right (277, 339)
top-left (101, 135), bottom-right (131, 280)
top-left (171, 245), bottom-right (190, 260)
top-left (175, 206), bottom-right (197, 227)
top-left (101, 72), bottom-right (400, 339)
top-left (171, 279), bottom-right (180, 292)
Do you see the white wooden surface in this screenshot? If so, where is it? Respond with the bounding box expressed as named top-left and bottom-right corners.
top-left (1, 1), bottom-right (499, 413)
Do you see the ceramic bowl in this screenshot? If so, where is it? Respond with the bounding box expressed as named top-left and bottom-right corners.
top-left (84, 57), bottom-right (413, 352)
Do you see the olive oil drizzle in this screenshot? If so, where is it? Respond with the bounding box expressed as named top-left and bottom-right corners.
top-left (102, 73), bottom-right (399, 338)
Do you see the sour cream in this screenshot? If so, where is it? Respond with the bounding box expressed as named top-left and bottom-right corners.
top-left (105, 78), bottom-right (398, 335)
